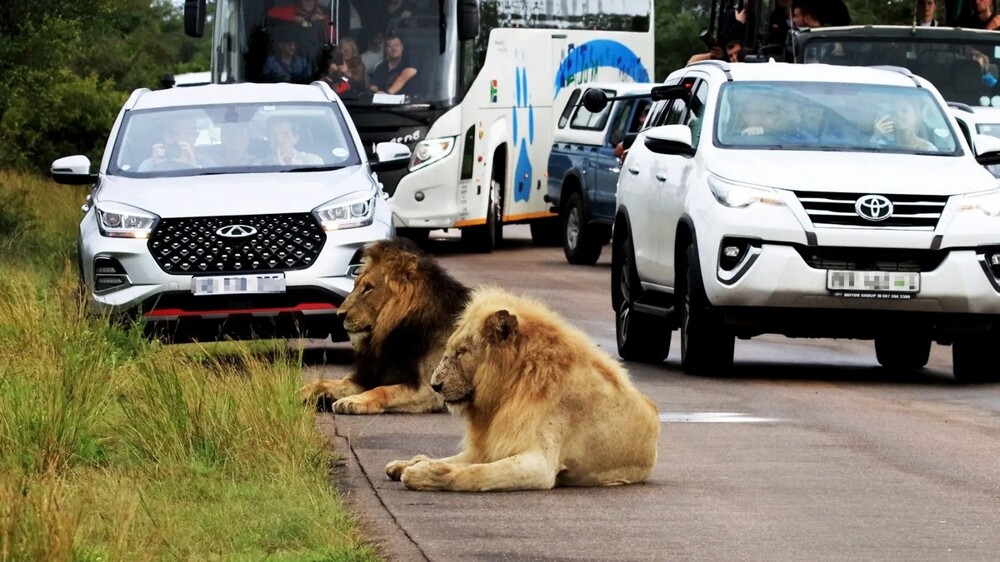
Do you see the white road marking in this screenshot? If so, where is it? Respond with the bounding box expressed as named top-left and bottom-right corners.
top-left (660, 412), bottom-right (782, 423)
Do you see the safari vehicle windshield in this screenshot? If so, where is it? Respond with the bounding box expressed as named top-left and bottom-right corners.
top-left (715, 81), bottom-right (961, 155)
top-left (109, 102), bottom-right (361, 178)
top-left (800, 35), bottom-right (1000, 108)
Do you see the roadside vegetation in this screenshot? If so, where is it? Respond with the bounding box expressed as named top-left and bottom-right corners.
top-left (0, 170), bottom-right (377, 560)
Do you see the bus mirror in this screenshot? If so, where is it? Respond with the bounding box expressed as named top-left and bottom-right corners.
top-left (459, 0), bottom-right (480, 41)
top-left (582, 89), bottom-right (609, 113)
top-left (184, 0), bottom-right (207, 38)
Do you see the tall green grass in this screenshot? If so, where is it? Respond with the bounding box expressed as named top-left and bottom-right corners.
top-left (0, 171), bottom-right (378, 561)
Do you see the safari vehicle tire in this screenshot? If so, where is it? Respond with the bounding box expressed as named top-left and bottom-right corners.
top-left (462, 179), bottom-right (502, 253)
top-left (563, 193), bottom-right (604, 265)
top-left (680, 243), bottom-right (735, 374)
top-left (396, 227), bottom-right (430, 248)
top-left (875, 332), bottom-right (930, 371)
top-left (952, 330), bottom-right (1000, 383)
top-left (529, 217), bottom-right (562, 247)
top-left (613, 234), bottom-right (671, 362)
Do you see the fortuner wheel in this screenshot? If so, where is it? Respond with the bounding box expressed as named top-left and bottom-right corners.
top-left (562, 193), bottom-right (604, 265)
top-left (613, 234), bottom-right (671, 362)
top-left (875, 333), bottom-right (930, 371)
top-left (680, 243), bottom-right (734, 373)
top-left (953, 330), bottom-right (1000, 383)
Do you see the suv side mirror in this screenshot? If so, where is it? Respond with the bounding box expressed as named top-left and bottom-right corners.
top-left (622, 132), bottom-right (639, 150)
top-left (51, 155), bottom-right (98, 185)
top-left (644, 125), bottom-right (694, 156)
top-left (974, 134), bottom-right (1000, 166)
top-left (184, 0), bottom-right (207, 38)
top-left (371, 142), bottom-right (412, 172)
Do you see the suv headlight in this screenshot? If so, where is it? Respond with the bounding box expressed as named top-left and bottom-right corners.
top-left (312, 191), bottom-right (375, 230)
top-left (95, 202), bottom-right (159, 238)
top-left (708, 175), bottom-right (786, 208)
top-left (959, 188), bottom-right (1000, 216)
top-left (409, 136), bottom-right (456, 171)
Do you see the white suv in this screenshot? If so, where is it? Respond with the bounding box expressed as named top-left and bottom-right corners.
top-left (609, 61), bottom-right (1000, 382)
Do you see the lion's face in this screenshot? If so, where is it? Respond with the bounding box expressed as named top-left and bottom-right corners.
top-left (339, 266), bottom-right (392, 347)
top-left (431, 309), bottom-right (518, 412)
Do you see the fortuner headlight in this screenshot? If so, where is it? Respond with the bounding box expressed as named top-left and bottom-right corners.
top-left (95, 202), bottom-right (159, 238)
top-left (408, 136), bottom-right (456, 171)
top-left (312, 191), bottom-right (375, 230)
top-left (959, 188), bottom-right (1000, 217)
top-left (708, 175), bottom-right (786, 208)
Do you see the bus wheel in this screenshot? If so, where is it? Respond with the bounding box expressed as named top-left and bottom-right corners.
top-left (462, 179), bottom-right (502, 253)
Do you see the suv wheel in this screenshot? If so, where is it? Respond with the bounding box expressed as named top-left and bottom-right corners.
top-left (563, 193), bottom-right (604, 265)
top-left (680, 243), bottom-right (735, 374)
top-left (875, 333), bottom-right (930, 371)
top-left (462, 179), bottom-right (502, 253)
top-left (953, 330), bottom-right (1000, 383)
top-left (613, 234), bottom-right (671, 362)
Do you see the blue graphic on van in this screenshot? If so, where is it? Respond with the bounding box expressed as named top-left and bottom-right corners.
top-left (554, 39), bottom-right (650, 98)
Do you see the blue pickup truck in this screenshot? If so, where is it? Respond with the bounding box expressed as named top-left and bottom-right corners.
top-left (545, 82), bottom-right (655, 265)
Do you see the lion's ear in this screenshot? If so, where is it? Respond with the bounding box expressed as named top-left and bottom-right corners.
top-left (484, 309), bottom-right (518, 341)
top-left (400, 254), bottom-right (420, 279)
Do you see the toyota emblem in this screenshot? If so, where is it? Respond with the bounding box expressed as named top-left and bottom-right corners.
top-left (854, 195), bottom-right (893, 222)
top-left (216, 224), bottom-right (258, 238)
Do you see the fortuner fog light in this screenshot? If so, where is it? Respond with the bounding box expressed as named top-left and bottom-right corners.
top-left (959, 189), bottom-right (1000, 217)
top-left (708, 175), bottom-right (786, 208)
top-left (95, 202), bottom-right (159, 238)
top-left (409, 136), bottom-right (456, 171)
top-left (312, 192), bottom-right (375, 230)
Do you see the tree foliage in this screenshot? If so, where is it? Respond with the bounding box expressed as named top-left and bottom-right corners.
top-left (0, 0), bottom-right (212, 171)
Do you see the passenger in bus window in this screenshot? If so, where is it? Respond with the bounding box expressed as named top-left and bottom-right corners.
top-left (361, 32), bottom-right (385, 82)
top-left (369, 32), bottom-right (418, 95)
top-left (335, 36), bottom-right (367, 87)
top-left (263, 33), bottom-right (313, 83)
top-left (268, 0), bottom-right (333, 41)
top-left (384, 0), bottom-right (418, 32)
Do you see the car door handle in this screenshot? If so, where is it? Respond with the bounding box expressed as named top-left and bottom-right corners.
top-left (628, 166), bottom-right (640, 175)
top-left (609, 166), bottom-right (621, 174)
top-left (655, 173), bottom-right (667, 182)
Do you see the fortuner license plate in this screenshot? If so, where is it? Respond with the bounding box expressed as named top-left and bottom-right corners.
top-left (191, 274), bottom-right (286, 295)
top-left (827, 270), bottom-right (920, 299)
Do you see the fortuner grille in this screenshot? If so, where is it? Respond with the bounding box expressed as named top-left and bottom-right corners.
top-left (149, 213), bottom-right (325, 274)
top-left (795, 246), bottom-right (947, 272)
top-left (794, 191), bottom-right (948, 230)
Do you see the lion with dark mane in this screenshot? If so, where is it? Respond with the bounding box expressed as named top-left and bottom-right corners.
top-left (299, 237), bottom-right (470, 414)
top-left (385, 287), bottom-right (660, 491)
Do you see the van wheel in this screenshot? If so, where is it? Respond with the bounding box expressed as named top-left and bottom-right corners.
top-left (953, 330), bottom-right (1000, 383)
top-left (563, 193), bottom-right (604, 265)
top-left (875, 333), bottom-right (930, 371)
top-left (613, 234), bottom-right (670, 362)
top-left (679, 243), bottom-right (734, 374)
top-left (462, 179), bottom-right (502, 253)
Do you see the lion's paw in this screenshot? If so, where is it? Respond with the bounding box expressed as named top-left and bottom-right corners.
top-left (298, 378), bottom-right (359, 410)
top-left (333, 395), bottom-right (383, 415)
top-left (400, 461), bottom-right (453, 491)
top-left (386, 455), bottom-right (431, 481)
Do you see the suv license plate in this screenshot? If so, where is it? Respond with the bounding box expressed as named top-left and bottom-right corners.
top-left (827, 270), bottom-right (919, 299)
top-left (191, 274), bottom-right (286, 295)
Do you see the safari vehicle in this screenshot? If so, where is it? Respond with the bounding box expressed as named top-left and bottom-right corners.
top-left (949, 102), bottom-right (1000, 177)
top-left (598, 60), bottom-right (1000, 382)
top-left (50, 81), bottom-right (410, 343)
top-left (545, 82), bottom-right (655, 265)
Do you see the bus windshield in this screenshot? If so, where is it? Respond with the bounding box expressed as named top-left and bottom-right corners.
top-left (226, 0), bottom-right (456, 107)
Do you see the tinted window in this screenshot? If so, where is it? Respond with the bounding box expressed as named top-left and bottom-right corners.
top-left (558, 89), bottom-right (582, 129)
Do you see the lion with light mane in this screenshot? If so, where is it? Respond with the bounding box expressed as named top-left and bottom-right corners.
top-left (299, 237), bottom-right (469, 414)
top-left (385, 287), bottom-right (660, 491)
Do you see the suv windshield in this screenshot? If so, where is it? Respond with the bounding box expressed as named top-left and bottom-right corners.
top-left (715, 81), bottom-right (960, 155)
top-left (801, 36), bottom-right (1000, 107)
top-left (109, 102), bottom-right (361, 178)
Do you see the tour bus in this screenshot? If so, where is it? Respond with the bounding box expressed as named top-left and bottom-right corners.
top-left (183, 0), bottom-right (655, 251)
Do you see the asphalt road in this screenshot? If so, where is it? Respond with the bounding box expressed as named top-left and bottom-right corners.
top-left (306, 226), bottom-right (1000, 562)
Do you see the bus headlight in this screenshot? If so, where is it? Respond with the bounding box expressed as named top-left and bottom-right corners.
top-left (95, 202), bottom-right (159, 238)
top-left (312, 191), bottom-right (375, 230)
top-left (409, 136), bottom-right (456, 171)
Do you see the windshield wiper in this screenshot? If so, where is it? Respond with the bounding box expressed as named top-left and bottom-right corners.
top-left (280, 165), bottom-right (347, 173)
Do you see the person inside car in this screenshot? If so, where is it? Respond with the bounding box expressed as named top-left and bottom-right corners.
top-left (139, 117), bottom-right (215, 170)
top-left (262, 117), bottom-right (323, 165)
top-left (871, 98), bottom-right (937, 151)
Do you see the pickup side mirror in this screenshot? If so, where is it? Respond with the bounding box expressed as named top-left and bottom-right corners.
top-left (644, 125), bottom-right (694, 156)
top-left (51, 155), bottom-right (98, 185)
top-left (582, 89), bottom-right (610, 113)
top-left (370, 141), bottom-right (412, 172)
top-left (974, 134), bottom-right (1000, 167)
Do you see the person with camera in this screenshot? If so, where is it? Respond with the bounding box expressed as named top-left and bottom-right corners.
top-left (139, 117), bottom-right (214, 171)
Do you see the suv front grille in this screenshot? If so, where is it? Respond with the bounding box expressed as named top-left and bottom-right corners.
top-left (794, 191), bottom-right (948, 230)
top-left (149, 213), bottom-right (325, 274)
top-left (795, 246), bottom-right (947, 272)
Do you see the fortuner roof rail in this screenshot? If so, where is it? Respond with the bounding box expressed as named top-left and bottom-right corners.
top-left (687, 59), bottom-right (733, 81)
top-left (870, 65), bottom-right (922, 87)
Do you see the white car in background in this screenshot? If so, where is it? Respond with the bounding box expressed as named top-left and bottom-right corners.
top-left (51, 82), bottom-right (410, 342)
top-left (606, 61), bottom-right (1000, 383)
top-left (949, 103), bottom-right (1000, 178)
